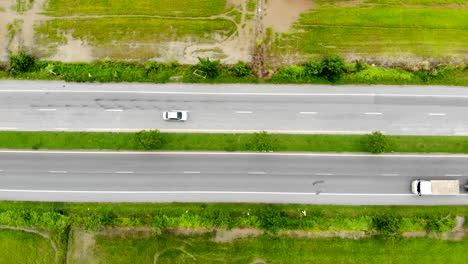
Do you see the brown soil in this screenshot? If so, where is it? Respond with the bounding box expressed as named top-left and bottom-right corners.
top-left (264, 0), bottom-right (314, 32)
top-left (280, 230), bottom-right (368, 239)
top-left (50, 33), bottom-right (94, 62)
top-left (69, 228), bottom-right (97, 264)
top-left (214, 228), bottom-right (264, 242)
top-left (98, 227), bottom-right (153, 239)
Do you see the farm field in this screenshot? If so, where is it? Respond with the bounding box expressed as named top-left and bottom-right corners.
top-left (269, 0), bottom-right (468, 65)
top-left (0, 229), bottom-right (56, 264)
top-left (71, 231), bottom-right (467, 264)
top-left (1, 0), bottom-right (254, 63)
top-left (1, 0), bottom-right (466, 65)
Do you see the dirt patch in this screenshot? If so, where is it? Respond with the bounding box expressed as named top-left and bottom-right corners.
top-left (264, 0), bottom-right (314, 32)
top-left (69, 229), bottom-right (97, 264)
top-left (49, 33), bottom-right (94, 62)
top-left (214, 228), bottom-right (264, 242)
top-left (279, 230), bottom-right (368, 239)
top-left (167, 227), bottom-right (209, 236)
top-left (327, 0), bottom-right (365, 7)
top-left (0, 0), bottom-right (16, 60)
top-left (98, 227), bottom-right (153, 239)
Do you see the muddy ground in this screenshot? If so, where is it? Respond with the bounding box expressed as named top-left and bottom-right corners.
top-left (0, 0), bottom-right (310, 64)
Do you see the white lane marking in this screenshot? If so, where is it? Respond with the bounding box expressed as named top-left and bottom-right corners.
top-left (0, 189), bottom-right (432, 196)
top-left (38, 108), bottom-right (56, 111)
top-left (4, 150), bottom-right (468, 158)
top-left (183, 171), bottom-right (200, 174)
top-left (105, 109), bottom-right (123, 112)
top-left (4, 89), bottom-right (468, 98)
top-left (0, 127), bottom-right (18, 130)
top-left (48, 170), bottom-right (67, 173)
top-left (444, 174), bottom-right (462, 177)
top-left (248, 171), bottom-right (267, 175)
top-left (364, 112), bottom-right (383, 115)
top-left (235, 111), bottom-right (253, 114)
top-left (0, 170), bottom-right (3, 172)
top-left (428, 113), bottom-right (446, 116)
top-left (54, 127), bottom-right (69, 130)
top-left (380, 173), bottom-right (400, 176)
top-left (299, 112), bottom-right (318, 115)
top-left (314, 173), bottom-right (333, 176)
top-left (115, 171), bottom-right (134, 174)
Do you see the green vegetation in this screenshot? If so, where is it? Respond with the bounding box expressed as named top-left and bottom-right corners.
top-left (87, 234), bottom-right (468, 264)
top-left (196, 57), bottom-right (220, 78)
top-left (272, 2), bottom-right (468, 60)
top-left (3, 131), bottom-right (468, 154)
top-left (9, 52), bottom-right (36, 73)
top-left (0, 202), bottom-right (465, 263)
top-left (0, 229), bottom-right (56, 264)
top-left (14, 0), bottom-right (34, 14)
top-left (45, 0), bottom-right (229, 16)
top-left (2, 53), bottom-right (466, 85)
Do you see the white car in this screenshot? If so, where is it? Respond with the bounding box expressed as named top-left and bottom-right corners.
top-left (163, 111), bottom-right (188, 121)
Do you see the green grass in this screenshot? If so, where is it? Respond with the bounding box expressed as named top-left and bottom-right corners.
top-left (87, 234), bottom-right (468, 263)
top-left (0, 229), bottom-right (56, 264)
top-left (44, 0), bottom-right (229, 16)
top-left (273, 3), bottom-right (468, 61)
top-left (34, 17), bottom-right (236, 59)
top-left (3, 131), bottom-right (468, 153)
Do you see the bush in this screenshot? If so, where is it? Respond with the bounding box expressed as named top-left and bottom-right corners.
top-left (304, 60), bottom-right (322, 78)
top-left (425, 213), bottom-right (454, 233)
top-left (197, 57), bottom-right (220, 78)
top-left (9, 52), bottom-right (36, 73)
top-left (232, 61), bottom-right (251, 77)
top-left (274, 65), bottom-right (305, 82)
top-left (320, 55), bottom-right (346, 82)
top-left (135, 130), bottom-right (164, 150)
top-left (372, 213), bottom-right (402, 239)
top-left (363, 131), bottom-right (390, 154)
top-left (248, 131), bottom-right (276, 152)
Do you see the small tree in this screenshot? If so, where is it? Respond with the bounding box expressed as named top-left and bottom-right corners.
top-left (363, 131), bottom-right (390, 154)
top-left (135, 130), bottom-right (164, 150)
top-left (304, 60), bottom-right (322, 78)
top-left (249, 131), bottom-right (276, 152)
top-left (320, 55), bottom-right (346, 82)
top-left (197, 57), bottom-right (220, 78)
top-left (9, 52), bottom-right (35, 73)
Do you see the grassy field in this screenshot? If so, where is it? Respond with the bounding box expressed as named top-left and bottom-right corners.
top-left (2, 131), bottom-right (468, 153)
top-left (44, 0), bottom-right (229, 16)
top-left (78, 233), bottom-right (467, 264)
top-left (271, 1), bottom-right (468, 63)
top-left (0, 229), bottom-right (56, 264)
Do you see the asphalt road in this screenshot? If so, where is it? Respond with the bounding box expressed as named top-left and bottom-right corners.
top-left (1, 81), bottom-right (468, 135)
top-left (0, 150), bottom-right (467, 204)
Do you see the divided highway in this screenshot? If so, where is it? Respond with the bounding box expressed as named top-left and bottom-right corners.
top-left (0, 150), bottom-right (466, 204)
top-left (1, 81), bottom-right (468, 135)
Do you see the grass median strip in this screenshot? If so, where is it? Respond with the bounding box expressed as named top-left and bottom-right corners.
top-left (1, 131), bottom-right (468, 153)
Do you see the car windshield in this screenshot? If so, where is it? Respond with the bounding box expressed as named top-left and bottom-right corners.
top-left (177, 112), bottom-right (182, 119)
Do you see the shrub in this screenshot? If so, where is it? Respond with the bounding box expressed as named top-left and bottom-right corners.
top-left (354, 60), bottom-right (367, 72)
top-left (363, 131), bottom-right (390, 154)
top-left (197, 57), bottom-right (220, 78)
top-left (320, 55), bottom-right (346, 82)
top-left (274, 65), bottom-right (305, 82)
top-left (248, 131), bottom-right (276, 152)
top-left (372, 213), bottom-right (402, 239)
top-left (425, 213), bottom-right (454, 233)
top-left (233, 61), bottom-right (251, 77)
top-left (9, 52), bottom-right (35, 73)
top-left (135, 130), bottom-right (164, 150)
top-left (304, 60), bottom-right (322, 78)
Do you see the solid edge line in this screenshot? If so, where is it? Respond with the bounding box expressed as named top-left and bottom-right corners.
top-left (3, 150), bottom-right (468, 158)
top-left (4, 90), bottom-right (468, 98)
top-left (0, 189), bottom-right (424, 196)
